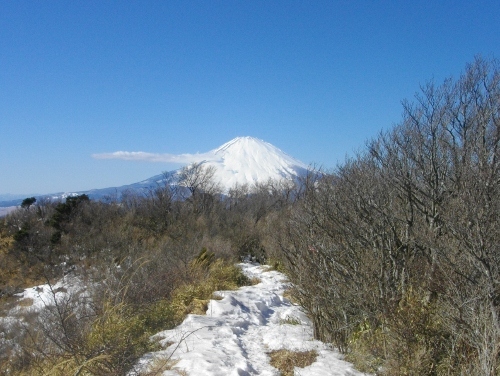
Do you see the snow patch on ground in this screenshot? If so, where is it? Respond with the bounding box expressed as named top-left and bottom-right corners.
top-left (7, 272), bottom-right (87, 314)
top-left (131, 263), bottom-right (367, 376)
top-left (13, 276), bottom-right (80, 311)
top-left (0, 272), bottom-right (87, 335)
top-left (0, 272), bottom-right (88, 364)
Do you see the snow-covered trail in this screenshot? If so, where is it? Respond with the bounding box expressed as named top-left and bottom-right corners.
top-left (132, 263), bottom-right (366, 376)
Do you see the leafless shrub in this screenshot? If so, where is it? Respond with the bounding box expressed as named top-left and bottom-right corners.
top-left (275, 57), bottom-right (500, 375)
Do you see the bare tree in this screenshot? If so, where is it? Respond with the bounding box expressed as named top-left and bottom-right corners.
top-left (276, 57), bottom-right (500, 374)
top-left (177, 162), bottom-right (222, 214)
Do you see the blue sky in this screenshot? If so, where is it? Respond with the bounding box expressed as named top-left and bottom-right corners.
top-left (1, 1), bottom-right (499, 195)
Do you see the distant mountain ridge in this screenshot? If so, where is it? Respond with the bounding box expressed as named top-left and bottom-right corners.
top-left (0, 137), bottom-right (309, 208)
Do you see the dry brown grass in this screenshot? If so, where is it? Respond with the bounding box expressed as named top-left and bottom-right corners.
top-left (282, 287), bottom-right (299, 305)
top-left (170, 259), bottom-right (251, 319)
top-left (249, 276), bottom-right (261, 285)
top-left (0, 231), bottom-right (14, 253)
top-left (138, 355), bottom-right (189, 375)
top-left (17, 297), bottom-right (34, 307)
top-left (278, 315), bottom-right (301, 325)
top-left (268, 349), bottom-right (318, 375)
top-left (139, 356), bottom-right (180, 376)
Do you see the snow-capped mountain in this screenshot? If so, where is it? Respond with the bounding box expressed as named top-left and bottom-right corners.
top-left (188, 136), bottom-right (308, 190)
top-left (0, 137), bottom-right (309, 208)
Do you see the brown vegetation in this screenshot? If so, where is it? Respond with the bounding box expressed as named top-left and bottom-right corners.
top-left (268, 349), bottom-right (318, 375)
top-left (273, 56), bottom-right (500, 375)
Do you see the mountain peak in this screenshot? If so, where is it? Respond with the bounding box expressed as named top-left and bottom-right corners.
top-left (213, 137), bottom-right (266, 152)
top-left (201, 136), bottom-right (308, 190)
top-left (214, 137), bottom-right (279, 155)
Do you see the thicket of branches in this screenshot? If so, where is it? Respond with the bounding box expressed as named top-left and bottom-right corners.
top-left (276, 57), bottom-right (500, 375)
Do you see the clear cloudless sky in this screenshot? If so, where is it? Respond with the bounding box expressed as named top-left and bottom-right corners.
top-left (1, 0), bottom-right (499, 195)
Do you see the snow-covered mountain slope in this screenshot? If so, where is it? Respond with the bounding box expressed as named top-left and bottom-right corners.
top-left (195, 136), bottom-right (308, 191)
top-left (0, 137), bottom-right (309, 207)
